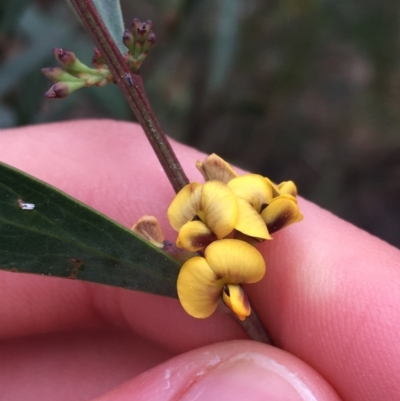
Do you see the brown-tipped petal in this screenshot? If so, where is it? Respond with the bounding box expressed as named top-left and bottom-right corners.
top-left (235, 198), bottom-right (271, 240)
top-left (278, 180), bottom-right (298, 196)
top-left (228, 174), bottom-right (274, 213)
top-left (222, 284), bottom-right (251, 321)
top-left (205, 239), bottom-right (266, 284)
top-left (131, 215), bottom-right (164, 247)
top-left (176, 220), bottom-right (217, 252)
top-left (261, 194), bottom-right (303, 234)
top-left (167, 182), bottom-right (202, 231)
top-left (196, 153), bottom-right (238, 183)
top-left (177, 256), bottom-right (223, 318)
top-left (201, 181), bottom-right (238, 239)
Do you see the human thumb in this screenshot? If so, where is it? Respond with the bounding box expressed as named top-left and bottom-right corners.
top-left (93, 340), bottom-right (341, 401)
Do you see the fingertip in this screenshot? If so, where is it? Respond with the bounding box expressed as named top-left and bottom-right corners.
top-left (94, 341), bottom-right (341, 401)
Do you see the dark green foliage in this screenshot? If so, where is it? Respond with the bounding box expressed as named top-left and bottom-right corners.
top-left (0, 162), bottom-right (180, 297)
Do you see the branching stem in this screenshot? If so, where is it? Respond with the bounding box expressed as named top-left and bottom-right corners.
top-left (69, 0), bottom-right (189, 193)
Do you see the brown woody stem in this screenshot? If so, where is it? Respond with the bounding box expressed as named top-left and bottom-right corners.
top-left (69, 0), bottom-right (189, 193)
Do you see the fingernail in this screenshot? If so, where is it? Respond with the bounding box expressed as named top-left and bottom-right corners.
top-left (179, 352), bottom-right (318, 401)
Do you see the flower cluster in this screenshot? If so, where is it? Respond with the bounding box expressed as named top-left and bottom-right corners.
top-left (167, 154), bottom-right (303, 320)
top-left (42, 48), bottom-right (114, 98)
top-left (42, 19), bottom-right (156, 98)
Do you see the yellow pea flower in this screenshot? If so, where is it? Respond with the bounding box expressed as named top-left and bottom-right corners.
top-left (177, 239), bottom-right (266, 320)
top-left (228, 174), bottom-right (303, 236)
top-left (167, 181), bottom-right (239, 251)
top-left (261, 194), bottom-right (303, 233)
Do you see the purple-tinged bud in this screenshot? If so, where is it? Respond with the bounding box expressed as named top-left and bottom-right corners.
top-left (147, 32), bottom-right (156, 44)
top-left (131, 18), bottom-right (141, 34)
top-left (122, 29), bottom-right (134, 49)
top-left (142, 33), bottom-right (156, 52)
top-left (53, 48), bottom-right (76, 67)
top-left (137, 23), bottom-right (148, 40)
top-left (44, 81), bottom-right (85, 98)
top-left (144, 20), bottom-right (153, 34)
top-left (45, 82), bottom-right (70, 98)
top-left (136, 20), bottom-right (153, 40)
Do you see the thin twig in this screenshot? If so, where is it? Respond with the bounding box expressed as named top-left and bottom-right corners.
top-left (69, 0), bottom-right (189, 193)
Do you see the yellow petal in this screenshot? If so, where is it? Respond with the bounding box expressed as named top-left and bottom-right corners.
top-left (196, 153), bottom-right (238, 183)
top-left (204, 239), bottom-right (266, 283)
top-left (222, 284), bottom-right (251, 321)
top-left (131, 215), bottom-right (164, 247)
top-left (228, 174), bottom-right (273, 213)
top-left (278, 181), bottom-right (298, 196)
top-left (177, 256), bottom-right (223, 318)
top-left (201, 181), bottom-right (238, 239)
top-left (167, 182), bottom-right (202, 231)
top-left (235, 198), bottom-right (271, 240)
top-left (261, 194), bottom-right (303, 233)
top-left (176, 220), bottom-right (217, 252)
top-left (264, 177), bottom-right (281, 197)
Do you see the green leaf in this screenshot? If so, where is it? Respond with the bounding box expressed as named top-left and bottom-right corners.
top-left (0, 162), bottom-right (180, 297)
top-left (66, 0), bottom-right (126, 54)
top-left (93, 0), bottom-right (125, 53)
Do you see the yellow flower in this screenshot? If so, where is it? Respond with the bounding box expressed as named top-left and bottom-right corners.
top-left (177, 239), bottom-right (265, 320)
top-left (167, 181), bottom-right (239, 251)
top-left (261, 194), bottom-right (303, 233)
top-left (228, 174), bottom-right (303, 236)
top-left (167, 179), bottom-right (273, 251)
top-left (196, 154), bottom-right (303, 236)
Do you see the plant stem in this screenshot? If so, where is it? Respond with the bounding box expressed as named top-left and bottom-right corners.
top-left (240, 306), bottom-right (272, 344)
top-left (68, 0), bottom-right (272, 345)
top-left (69, 0), bottom-right (189, 193)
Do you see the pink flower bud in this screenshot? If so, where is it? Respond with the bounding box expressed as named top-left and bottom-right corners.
top-left (52, 48), bottom-right (76, 67)
top-left (123, 29), bottom-right (134, 49)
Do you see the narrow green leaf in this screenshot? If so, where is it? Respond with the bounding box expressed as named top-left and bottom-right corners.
top-left (93, 0), bottom-right (125, 53)
top-left (66, 0), bottom-right (126, 53)
top-left (0, 162), bottom-right (180, 297)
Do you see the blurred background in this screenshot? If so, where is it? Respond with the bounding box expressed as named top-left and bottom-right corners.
top-left (1, 0), bottom-right (400, 247)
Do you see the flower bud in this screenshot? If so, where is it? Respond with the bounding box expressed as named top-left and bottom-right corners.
top-left (142, 33), bottom-right (156, 53)
top-left (52, 48), bottom-right (76, 67)
top-left (137, 20), bottom-right (153, 40)
top-left (41, 67), bottom-right (81, 83)
top-left (44, 81), bottom-right (85, 98)
top-left (122, 29), bottom-right (134, 50)
top-left (131, 18), bottom-right (142, 34)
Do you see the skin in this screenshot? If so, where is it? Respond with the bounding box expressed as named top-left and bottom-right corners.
top-left (0, 119), bottom-right (399, 401)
